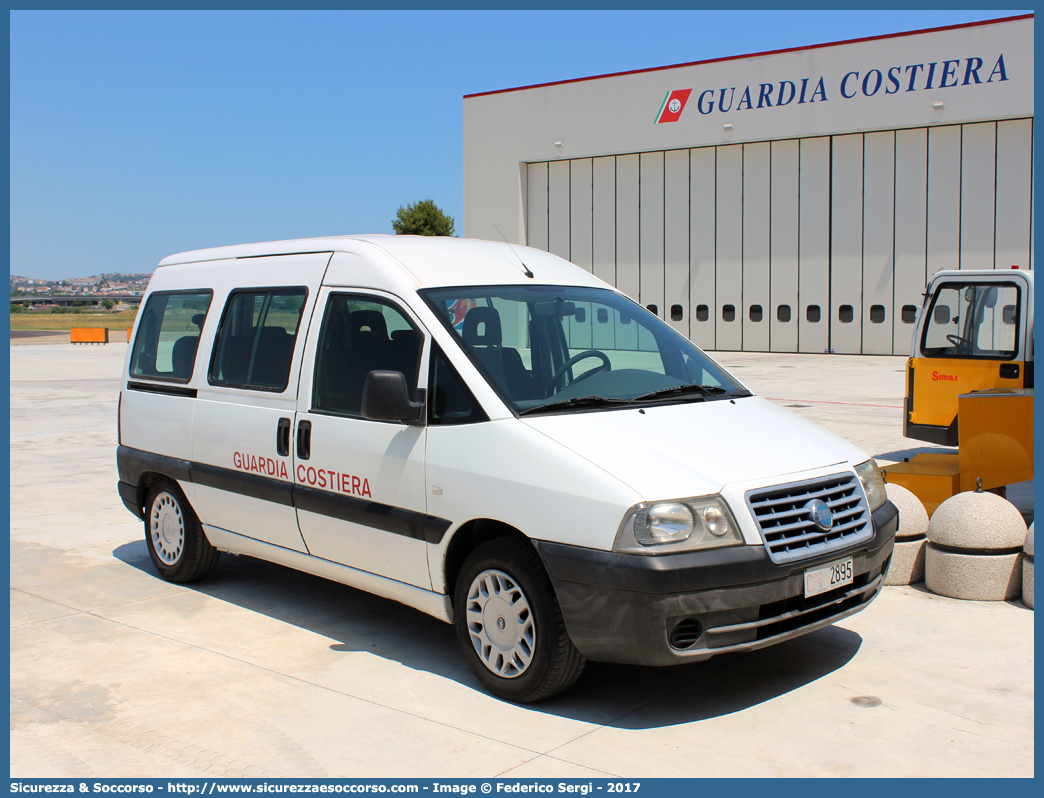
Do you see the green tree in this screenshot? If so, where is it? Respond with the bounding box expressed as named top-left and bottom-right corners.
top-left (391, 199), bottom-right (456, 236)
top-left (102, 299), bottom-right (115, 310)
top-left (10, 302), bottom-right (25, 313)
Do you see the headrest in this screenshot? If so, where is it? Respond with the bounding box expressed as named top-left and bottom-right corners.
top-left (349, 310), bottom-right (388, 342)
top-left (462, 307), bottom-right (502, 347)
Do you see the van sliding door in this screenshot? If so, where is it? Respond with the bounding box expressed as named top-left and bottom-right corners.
top-left (190, 252), bottom-right (331, 551)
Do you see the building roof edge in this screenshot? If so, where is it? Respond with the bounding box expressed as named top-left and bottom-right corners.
top-left (462, 14), bottom-right (1033, 100)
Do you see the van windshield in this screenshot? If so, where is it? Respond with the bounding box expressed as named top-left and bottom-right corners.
top-left (420, 285), bottom-right (749, 416)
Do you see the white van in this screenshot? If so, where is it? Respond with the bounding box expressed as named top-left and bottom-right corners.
top-left (118, 235), bottom-right (897, 702)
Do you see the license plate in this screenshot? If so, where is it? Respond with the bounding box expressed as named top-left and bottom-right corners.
top-left (804, 557), bottom-right (854, 598)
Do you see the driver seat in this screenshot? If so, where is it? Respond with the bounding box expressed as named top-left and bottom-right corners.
top-left (462, 307), bottom-right (538, 400)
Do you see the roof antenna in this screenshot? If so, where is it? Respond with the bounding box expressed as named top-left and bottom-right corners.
top-left (492, 222), bottom-right (534, 279)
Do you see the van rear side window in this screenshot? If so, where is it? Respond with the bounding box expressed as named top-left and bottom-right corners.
top-left (129, 291), bottom-right (213, 382)
top-left (209, 288), bottom-right (307, 391)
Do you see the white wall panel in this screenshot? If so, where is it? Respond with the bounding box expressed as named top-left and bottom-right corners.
top-left (862, 131), bottom-right (895, 355)
top-left (893, 128), bottom-right (928, 355)
top-left (526, 162), bottom-right (548, 251)
top-left (995, 119), bottom-right (1033, 271)
top-left (960, 122), bottom-right (997, 270)
top-left (927, 125), bottom-right (962, 273)
top-left (664, 149), bottom-right (690, 337)
top-left (798, 138), bottom-right (830, 353)
top-left (616, 154), bottom-right (641, 302)
top-left (547, 160), bottom-right (571, 260)
top-left (715, 145), bottom-right (743, 351)
top-left (689, 147), bottom-right (716, 350)
top-left (830, 134), bottom-right (863, 354)
top-left (465, 18), bottom-right (1034, 300)
top-left (592, 156), bottom-right (616, 287)
top-left (742, 142), bottom-right (771, 351)
top-left (639, 151), bottom-right (665, 321)
top-left (770, 140), bottom-right (799, 352)
top-left (569, 158), bottom-right (593, 272)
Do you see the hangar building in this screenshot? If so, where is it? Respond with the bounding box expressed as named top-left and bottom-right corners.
top-left (462, 14), bottom-right (1033, 355)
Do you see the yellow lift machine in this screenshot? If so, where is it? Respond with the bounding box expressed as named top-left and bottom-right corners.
top-left (884, 267), bottom-right (1034, 515)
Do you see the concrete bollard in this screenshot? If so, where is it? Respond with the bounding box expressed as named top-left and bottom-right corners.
top-left (884, 483), bottom-right (928, 586)
top-left (926, 491), bottom-right (1027, 601)
top-left (1024, 523), bottom-right (1034, 609)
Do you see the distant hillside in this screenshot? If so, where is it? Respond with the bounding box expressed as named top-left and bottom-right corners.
top-left (11, 272), bottom-right (152, 295)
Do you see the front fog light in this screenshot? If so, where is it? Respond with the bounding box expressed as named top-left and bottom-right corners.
top-left (634, 502), bottom-right (694, 544)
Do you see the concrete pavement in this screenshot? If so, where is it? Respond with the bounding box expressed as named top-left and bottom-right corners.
top-left (9, 344), bottom-right (1034, 778)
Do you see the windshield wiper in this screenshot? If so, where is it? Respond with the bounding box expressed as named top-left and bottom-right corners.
top-left (519, 395), bottom-right (633, 416)
top-left (633, 384), bottom-right (733, 402)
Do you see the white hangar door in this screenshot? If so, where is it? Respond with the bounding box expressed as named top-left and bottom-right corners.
top-left (862, 131), bottom-right (896, 355)
top-left (770, 140), bottom-right (799, 353)
top-left (742, 142), bottom-right (770, 351)
top-left (527, 162), bottom-right (548, 252)
top-left (524, 118), bottom-right (1033, 356)
top-left (639, 151), bottom-right (665, 321)
top-left (664, 149), bottom-right (690, 338)
top-left (960, 122), bottom-right (997, 271)
top-left (830, 134), bottom-right (863, 355)
top-left (715, 145), bottom-right (743, 350)
top-left (995, 119), bottom-right (1033, 273)
top-left (570, 158), bottom-right (594, 274)
top-left (798, 138), bottom-right (831, 354)
top-left (548, 159), bottom-right (570, 261)
top-left (689, 146), bottom-right (716, 350)
top-left (893, 128), bottom-right (928, 356)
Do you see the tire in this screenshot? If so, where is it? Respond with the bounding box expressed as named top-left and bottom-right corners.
top-left (454, 537), bottom-right (585, 702)
top-left (143, 479), bottom-right (220, 583)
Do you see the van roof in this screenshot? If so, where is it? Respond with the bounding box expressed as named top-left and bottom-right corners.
top-left (157, 234), bottom-right (609, 290)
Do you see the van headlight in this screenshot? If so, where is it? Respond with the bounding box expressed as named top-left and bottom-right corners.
top-left (614, 496), bottom-right (743, 555)
top-left (854, 459), bottom-right (887, 510)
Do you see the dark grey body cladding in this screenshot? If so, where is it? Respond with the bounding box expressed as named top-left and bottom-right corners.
top-left (117, 445), bottom-right (451, 544)
top-left (534, 500), bottom-right (898, 667)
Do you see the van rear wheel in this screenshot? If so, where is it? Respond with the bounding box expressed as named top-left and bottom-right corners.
top-left (144, 479), bottom-right (220, 583)
top-left (454, 538), bottom-right (585, 702)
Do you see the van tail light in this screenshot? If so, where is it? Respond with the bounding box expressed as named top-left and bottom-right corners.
top-left (117, 391), bottom-right (122, 446)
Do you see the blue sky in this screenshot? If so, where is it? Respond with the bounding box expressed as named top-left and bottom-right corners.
top-left (9, 9), bottom-right (1029, 280)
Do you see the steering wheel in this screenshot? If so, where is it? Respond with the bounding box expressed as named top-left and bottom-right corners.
top-left (946, 334), bottom-right (972, 350)
top-left (550, 350), bottom-right (611, 392)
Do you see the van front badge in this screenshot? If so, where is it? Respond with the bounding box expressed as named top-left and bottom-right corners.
top-left (806, 499), bottom-right (833, 531)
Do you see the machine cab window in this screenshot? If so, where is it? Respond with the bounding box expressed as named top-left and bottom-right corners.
top-left (921, 281), bottom-right (1020, 360)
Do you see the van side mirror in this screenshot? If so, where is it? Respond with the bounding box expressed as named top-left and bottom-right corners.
top-left (361, 371), bottom-right (424, 424)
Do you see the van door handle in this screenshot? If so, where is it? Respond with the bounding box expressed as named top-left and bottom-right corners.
top-left (276, 417), bottom-right (291, 457)
top-left (1000, 363), bottom-right (1019, 379)
top-left (297, 420), bottom-right (312, 460)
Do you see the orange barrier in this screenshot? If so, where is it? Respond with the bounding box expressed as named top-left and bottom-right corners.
top-left (127, 327), bottom-right (132, 342)
top-left (70, 327), bottom-right (109, 344)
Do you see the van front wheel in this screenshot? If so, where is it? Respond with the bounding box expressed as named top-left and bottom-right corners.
top-left (144, 479), bottom-right (220, 583)
top-left (454, 538), bottom-right (585, 702)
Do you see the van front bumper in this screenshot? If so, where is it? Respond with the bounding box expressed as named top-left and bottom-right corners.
top-left (534, 500), bottom-right (897, 666)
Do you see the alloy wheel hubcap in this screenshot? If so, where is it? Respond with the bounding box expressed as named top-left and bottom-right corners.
top-left (465, 569), bottom-right (535, 678)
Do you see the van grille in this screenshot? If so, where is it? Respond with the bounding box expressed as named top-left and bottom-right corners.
top-left (746, 473), bottom-right (872, 564)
